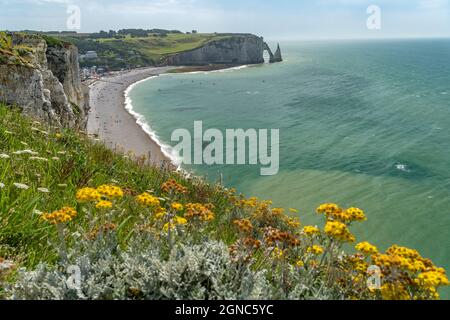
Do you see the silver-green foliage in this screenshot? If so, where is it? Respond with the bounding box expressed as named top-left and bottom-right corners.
top-left (7, 235), bottom-right (272, 300)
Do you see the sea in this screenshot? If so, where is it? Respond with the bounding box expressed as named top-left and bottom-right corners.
top-left (127, 39), bottom-right (450, 298)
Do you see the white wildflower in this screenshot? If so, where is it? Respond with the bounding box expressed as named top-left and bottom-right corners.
top-left (4, 130), bottom-right (13, 135)
top-left (33, 209), bottom-right (43, 215)
top-left (57, 151), bottom-right (67, 155)
top-left (52, 157), bottom-right (60, 161)
top-left (0, 182), bottom-right (5, 188)
top-left (20, 141), bottom-right (28, 146)
top-left (37, 187), bottom-right (50, 193)
top-left (13, 183), bottom-right (30, 190)
top-left (29, 156), bottom-right (49, 162)
top-left (13, 150), bottom-right (38, 156)
top-left (57, 184), bottom-right (68, 188)
top-left (0, 153), bottom-right (10, 159)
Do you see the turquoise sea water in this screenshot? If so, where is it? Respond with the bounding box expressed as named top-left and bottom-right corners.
top-left (129, 39), bottom-right (450, 297)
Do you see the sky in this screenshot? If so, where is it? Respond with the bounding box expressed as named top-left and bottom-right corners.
top-left (0, 0), bottom-right (449, 39)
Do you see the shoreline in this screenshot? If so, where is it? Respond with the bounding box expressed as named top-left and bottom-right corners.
top-left (87, 67), bottom-right (176, 167)
top-left (87, 64), bottom-right (250, 168)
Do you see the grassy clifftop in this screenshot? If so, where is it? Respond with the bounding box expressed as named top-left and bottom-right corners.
top-left (0, 104), bottom-right (448, 300)
top-left (57, 32), bottom-right (229, 70)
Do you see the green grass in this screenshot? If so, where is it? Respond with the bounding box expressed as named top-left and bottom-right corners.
top-left (58, 33), bottom-right (231, 70)
top-left (0, 104), bottom-right (233, 267)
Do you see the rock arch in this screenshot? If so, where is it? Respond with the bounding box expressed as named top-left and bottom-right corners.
top-left (263, 42), bottom-right (283, 63)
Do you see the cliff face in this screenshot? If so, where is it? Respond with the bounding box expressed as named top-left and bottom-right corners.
top-left (0, 33), bottom-right (89, 129)
top-left (166, 34), bottom-right (272, 66)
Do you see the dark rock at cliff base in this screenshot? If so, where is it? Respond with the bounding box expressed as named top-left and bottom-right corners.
top-left (272, 43), bottom-right (283, 63)
top-left (166, 34), bottom-right (282, 66)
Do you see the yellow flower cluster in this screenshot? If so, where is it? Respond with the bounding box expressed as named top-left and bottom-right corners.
top-left (155, 207), bottom-right (168, 220)
top-left (316, 203), bottom-right (340, 216)
top-left (233, 219), bottom-right (253, 233)
top-left (368, 244), bottom-right (449, 299)
top-left (380, 283), bottom-right (411, 300)
top-left (286, 216), bottom-right (301, 228)
top-left (41, 207), bottom-right (77, 224)
top-left (97, 185), bottom-right (124, 199)
top-left (163, 216), bottom-right (188, 232)
top-left (76, 187), bottom-right (101, 202)
top-left (239, 197), bottom-right (259, 208)
top-left (171, 202), bottom-right (184, 211)
top-left (135, 192), bottom-right (160, 208)
top-left (324, 221), bottom-right (355, 242)
top-left (296, 260), bottom-right (305, 268)
top-left (355, 242), bottom-right (378, 255)
top-left (416, 271), bottom-right (450, 288)
top-left (345, 207), bottom-right (367, 222)
top-left (96, 200), bottom-right (113, 210)
top-left (303, 225), bottom-right (320, 236)
top-left (317, 203), bottom-right (366, 223)
top-left (307, 245), bottom-right (324, 255)
top-left (272, 247), bottom-right (284, 260)
top-left (161, 179), bottom-right (188, 195)
top-left (271, 208), bottom-right (285, 216)
top-left (184, 203), bottom-right (215, 222)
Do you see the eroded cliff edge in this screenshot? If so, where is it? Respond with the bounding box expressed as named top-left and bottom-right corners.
top-left (166, 34), bottom-right (282, 66)
top-left (0, 33), bottom-right (89, 129)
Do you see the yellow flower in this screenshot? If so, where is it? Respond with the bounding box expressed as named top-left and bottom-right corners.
top-left (135, 192), bottom-right (160, 208)
top-left (171, 203), bottom-right (184, 211)
top-left (96, 200), bottom-right (113, 210)
top-left (286, 217), bottom-right (301, 228)
top-left (271, 208), bottom-right (285, 216)
top-left (295, 260), bottom-right (305, 268)
top-left (185, 203), bottom-right (215, 222)
top-left (173, 216), bottom-right (188, 225)
top-left (163, 222), bottom-right (175, 232)
top-left (416, 271), bottom-right (450, 288)
top-left (163, 216), bottom-right (188, 232)
top-left (272, 247), bottom-right (284, 260)
top-left (345, 207), bottom-right (367, 222)
top-left (324, 221), bottom-right (355, 242)
top-left (355, 242), bottom-right (378, 255)
top-left (380, 283), bottom-right (411, 300)
top-left (76, 187), bottom-right (101, 202)
top-left (316, 203), bottom-right (340, 215)
top-left (41, 207), bottom-right (77, 224)
top-left (307, 245), bottom-right (324, 255)
top-left (303, 225), bottom-right (320, 236)
top-left (233, 219), bottom-right (253, 233)
top-left (97, 185), bottom-right (124, 199)
top-left (155, 208), bottom-right (167, 220)
top-left (317, 204), bottom-right (366, 223)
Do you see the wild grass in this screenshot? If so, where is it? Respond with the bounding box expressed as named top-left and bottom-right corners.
top-left (0, 104), bottom-right (227, 266)
top-left (0, 103), bottom-right (448, 300)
